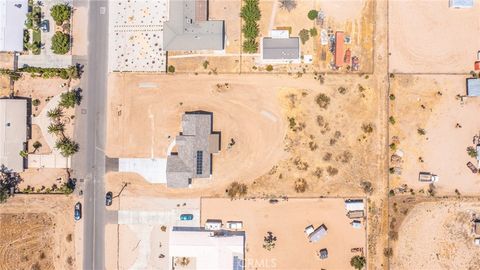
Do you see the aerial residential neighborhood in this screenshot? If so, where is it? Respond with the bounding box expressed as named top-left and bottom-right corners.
top-left (0, 0), bottom-right (480, 270)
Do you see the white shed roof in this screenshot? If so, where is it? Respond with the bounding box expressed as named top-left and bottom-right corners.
top-left (449, 0), bottom-right (474, 8)
top-left (0, 0), bottom-right (28, 52)
top-left (169, 229), bottom-right (244, 270)
top-left (345, 199), bottom-right (365, 212)
top-left (0, 99), bottom-right (27, 172)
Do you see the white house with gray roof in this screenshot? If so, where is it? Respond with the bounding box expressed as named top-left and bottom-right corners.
top-left (0, 99), bottom-right (27, 172)
top-left (166, 112), bottom-right (220, 188)
top-left (261, 30), bottom-right (300, 63)
top-left (0, 0), bottom-right (28, 52)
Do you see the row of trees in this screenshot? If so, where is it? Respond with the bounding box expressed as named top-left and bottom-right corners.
top-left (18, 65), bottom-right (80, 80)
top-left (240, 0), bottom-right (261, 53)
top-left (47, 89), bottom-right (82, 157)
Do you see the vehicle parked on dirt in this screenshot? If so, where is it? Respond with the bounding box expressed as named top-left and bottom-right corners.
top-left (180, 214), bottom-right (194, 221)
top-left (105, 191), bottom-right (113, 206)
top-left (74, 202), bottom-right (82, 221)
top-left (467, 162), bottom-right (478, 173)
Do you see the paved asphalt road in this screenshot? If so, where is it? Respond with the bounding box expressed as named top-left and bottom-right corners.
top-left (72, 0), bottom-right (109, 269)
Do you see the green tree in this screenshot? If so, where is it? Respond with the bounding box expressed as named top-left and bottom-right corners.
top-left (59, 90), bottom-right (81, 108)
top-left (265, 65), bottom-right (273, 72)
top-left (299, 29), bottom-right (309, 44)
top-left (32, 141), bottom-right (42, 152)
top-left (168, 65), bottom-right (175, 73)
top-left (50, 4), bottom-right (71, 25)
top-left (240, 0), bottom-right (261, 22)
top-left (242, 22), bottom-right (259, 40)
top-left (307, 10), bottom-right (318, 20)
top-left (51, 31), bottom-right (70, 55)
top-left (47, 122), bottom-right (65, 135)
top-left (467, 146), bottom-right (478, 158)
top-left (55, 137), bottom-right (79, 157)
top-left (350, 255), bottom-right (366, 270)
top-left (47, 107), bottom-right (63, 119)
top-left (309, 27), bottom-right (318, 37)
top-left (242, 39), bottom-right (258, 53)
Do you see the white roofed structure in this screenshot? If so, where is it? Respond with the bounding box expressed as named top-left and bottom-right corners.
top-left (345, 199), bottom-right (365, 212)
top-left (0, 99), bottom-right (27, 172)
top-left (169, 228), bottom-right (244, 270)
top-left (0, 0), bottom-right (28, 52)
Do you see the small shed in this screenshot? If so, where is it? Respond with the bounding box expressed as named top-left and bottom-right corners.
top-left (467, 78), bottom-right (480, 97)
top-left (205, 219), bottom-right (222, 230)
top-left (304, 225), bottom-right (315, 236)
top-left (308, 224), bottom-right (327, 243)
top-left (347, 210), bottom-right (365, 219)
top-left (227, 221), bottom-right (243, 230)
top-left (449, 0), bottom-right (474, 8)
top-left (345, 199), bottom-right (364, 212)
top-left (351, 220), bottom-right (362, 229)
top-left (475, 238), bottom-right (480, 246)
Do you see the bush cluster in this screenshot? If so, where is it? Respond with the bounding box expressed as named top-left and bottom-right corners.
top-left (18, 65), bottom-right (79, 80)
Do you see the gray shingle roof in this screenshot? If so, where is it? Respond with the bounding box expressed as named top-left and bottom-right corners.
top-left (166, 112), bottom-right (220, 188)
top-left (163, 0), bottom-right (224, 51)
top-left (262, 37), bottom-right (300, 60)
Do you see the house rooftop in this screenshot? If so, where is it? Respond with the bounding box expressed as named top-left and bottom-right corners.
top-left (163, 0), bottom-right (224, 51)
top-left (0, 0), bottom-right (28, 52)
top-left (262, 37), bottom-right (300, 61)
top-left (169, 227), bottom-right (245, 270)
top-left (166, 112), bottom-right (220, 188)
top-left (0, 99), bottom-right (27, 172)
top-left (308, 224), bottom-right (327, 243)
top-left (449, 0), bottom-right (474, 8)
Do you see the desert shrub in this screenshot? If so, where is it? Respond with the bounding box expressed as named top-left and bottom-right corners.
top-left (327, 166), bottom-right (338, 176)
top-left (315, 93), bottom-right (330, 109)
top-left (360, 181), bottom-right (373, 194)
top-left (299, 29), bottom-right (309, 44)
top-left (389, 94), bottom-right (395, 100)
top-left (389, 116), bottom-right (396, 125)
top-left (279, 0), bottom-right (297, 12)
top-left (226, 182), bottom-right (248, 199)
top-left (242, 38), bottom-right (258, 53)
top-left (309, 27), bottom-right (318, 37)
top-left (361, 123), bottom-right (374, 133)
top-left (350, 255), bottom-right (366, 270)
top-left (313, 167), bottom-right (323, 178)
top-left (383, 248), bottom-right (393, 257)
top-left (294, 178), bottom-right (307, 193)
top-left (241, 0), bottom-right (261, 53)
top-left (307, 9), bottom-right (318, 20)
top-left (338, 86), bottom-right (347, 94)
top-left (32, 99), bottom-right (40, 106)
top-left (263, 231), bottom-right (277, 250)
top-left (168, 65), bottom-right (175, 73)
top-left (202, 60), bottom-right (209, 69)
top-left (417, 128), bottom-right (426, 135)
top-left (323, 152), bottom-right (332, 161)
top-left (265, 65), bottom-right (273, 72)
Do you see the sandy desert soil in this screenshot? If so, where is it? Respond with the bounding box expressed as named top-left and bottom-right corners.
top-left (201, 198), bottom-right (366, 270)
top-left (391, 199), bottom-right (480, 270)
top-left (0, 195), bottom-right (77, 270)
top-left (28, 124), bottom-right (52, 155)
top-left (106, 72), bottom-right (379, 198)
top-left (389, 75), bottom-right (480, 195)
top-left (18, 168), bottom-right (69, 191)
top-left (389, 1), bottom-right (480, 73)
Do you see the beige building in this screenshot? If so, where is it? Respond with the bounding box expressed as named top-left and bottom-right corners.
top-left (0, 99), bottom-right (27, 172)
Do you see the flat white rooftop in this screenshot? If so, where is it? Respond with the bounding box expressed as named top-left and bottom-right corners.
top-left (169, 229), bottom-right (244, 270)
top-left (0, 0), bottom-right (28, 52)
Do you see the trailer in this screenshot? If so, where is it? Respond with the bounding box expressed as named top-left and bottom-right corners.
top-left (418, 172), bottom-right (439, 183)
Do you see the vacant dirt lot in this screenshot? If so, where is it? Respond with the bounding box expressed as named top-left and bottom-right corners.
top-left (391, 199), bottom-right (480, 269)
top-left (389, 75), bottom-right (480, 195)
top-left (0, 195), bottom-right (77, 270)
top-left (106, 73), bottom-right (379, 197)
top-left (201, 198), bottom-right (366, 270)
top-left (389, 1), bottom-right (480, 73)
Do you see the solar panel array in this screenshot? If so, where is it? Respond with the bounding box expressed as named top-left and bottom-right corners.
top-left (196, 151), bottom-right (203, 175)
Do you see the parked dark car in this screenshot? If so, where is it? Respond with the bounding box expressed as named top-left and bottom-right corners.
top-left (74, 202), bottom-right (82, 221)
top-left (467, 162), bottom-right (478, 173)
top-left (105, 191), bottom-right (113, 206)
top-left (180, 214), bottom-right (194, 221)
top-left (40, 20), bottom-right (49, 32)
